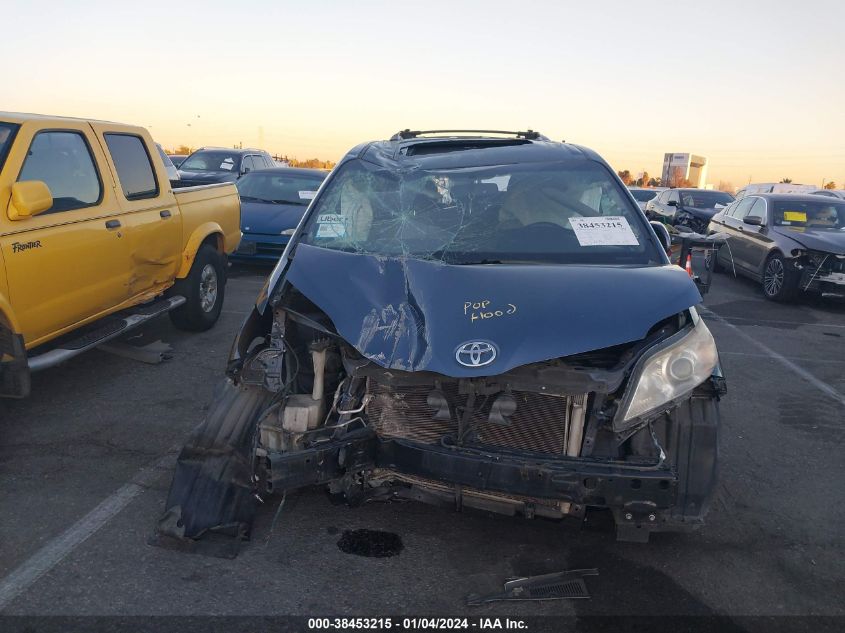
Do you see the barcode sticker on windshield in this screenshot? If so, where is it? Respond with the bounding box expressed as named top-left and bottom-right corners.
top-left (569, 216), bottom-right (639, 246)
top-left (315, 214), bottom-right (347, 238)
top-left (299, 191), bottom-right (317, 200)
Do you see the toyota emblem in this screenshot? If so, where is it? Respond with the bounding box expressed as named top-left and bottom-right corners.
top-left (455, 341), bottom-right (498, 368)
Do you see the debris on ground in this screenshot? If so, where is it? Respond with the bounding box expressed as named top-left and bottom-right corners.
top-left (466, 568), bottom-right (599, 605)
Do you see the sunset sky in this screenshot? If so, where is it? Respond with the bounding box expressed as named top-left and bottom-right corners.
top-left (5, 0), bottom-right (844, 188)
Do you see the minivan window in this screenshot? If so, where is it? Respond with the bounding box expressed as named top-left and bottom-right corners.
top-left (0, 122), bottom-right (19, 172)
top-left (299, 159), bottom-right (662, 265)
top-left (18, 131), bottom-right (101, 213)
top-left (104, 133), bottom-right (158, 200)
top-left (180, 150), bottom-right (241, 173)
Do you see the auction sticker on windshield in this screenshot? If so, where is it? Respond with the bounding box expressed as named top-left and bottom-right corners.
top-left (299, 190), bottom-right (317, 200)
top-left (316, 214), bottom-right (347, 238)
top-left (569, 216), bottom-right (639, 246)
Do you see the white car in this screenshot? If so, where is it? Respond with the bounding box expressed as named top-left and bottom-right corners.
top-left (628, 187), bottom-right (663, 212)
top-left (809, 189), bottom-right (845, 200)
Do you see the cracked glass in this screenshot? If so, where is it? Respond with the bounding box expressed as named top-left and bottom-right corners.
top-left (299, 159), bottom-right (662, 265)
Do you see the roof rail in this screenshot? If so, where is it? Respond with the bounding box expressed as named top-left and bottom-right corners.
top-left (390, 129), bottom-right (548, 141)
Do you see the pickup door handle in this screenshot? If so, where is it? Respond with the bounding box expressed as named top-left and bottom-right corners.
top-left (105, 220), bottom-right (121, 229)
top-left (160, 210), bottom-right (172, 218)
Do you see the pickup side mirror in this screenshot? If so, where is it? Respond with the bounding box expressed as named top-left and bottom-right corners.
top-left (743, 215), bottom-right (763, 226)
top-left (241, 167), bottom-right (251, 176)
top-left (667, 200), bottom-right (679, 207)
top-left (650, 221), bottom-right (672, 252)
top-left (8, 181), bottom-right (53, 221)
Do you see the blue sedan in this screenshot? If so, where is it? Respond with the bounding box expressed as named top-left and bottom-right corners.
top-left (232, 168), bottom-right (328, 262)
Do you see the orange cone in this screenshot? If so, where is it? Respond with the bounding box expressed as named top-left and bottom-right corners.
top-left (685, 254), bottom-right (693, 277)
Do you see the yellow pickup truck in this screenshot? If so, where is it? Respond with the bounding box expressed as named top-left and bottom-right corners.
top-left (0, 112), bottom-right (241, 397)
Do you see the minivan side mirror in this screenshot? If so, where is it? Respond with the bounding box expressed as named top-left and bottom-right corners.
top-left (8, 181), bottom-right (53, 221)
top-left (743, 215), bottom-right (763, 226)
top-left (650, 221), bottom-right (672, 252)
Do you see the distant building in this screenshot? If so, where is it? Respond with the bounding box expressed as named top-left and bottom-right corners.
top-left (661, 153), bottom-right (708, 188)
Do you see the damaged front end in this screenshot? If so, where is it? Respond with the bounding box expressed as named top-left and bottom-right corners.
top-left (158, 266), bottom-right (723, 548)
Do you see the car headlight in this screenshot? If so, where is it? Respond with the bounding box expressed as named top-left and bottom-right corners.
top-left (616, 312), bottom-right (718, 426)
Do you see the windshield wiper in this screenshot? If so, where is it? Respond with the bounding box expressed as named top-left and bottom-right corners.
top-left (270, 199), bottom-right (307, 206)
top-left (239, 195), bottom-right (273, 203)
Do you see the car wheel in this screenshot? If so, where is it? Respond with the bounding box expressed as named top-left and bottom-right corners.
top-left (761, 253), bottom-right (799, 302)
top-left (168, 243), bottom-right (226, 331)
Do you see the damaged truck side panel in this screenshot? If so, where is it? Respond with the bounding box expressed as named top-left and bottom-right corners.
top-left (159, 131), bottom-right (724, 547)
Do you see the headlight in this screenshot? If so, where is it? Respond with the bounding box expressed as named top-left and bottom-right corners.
top-left (617, 313), bottom-right (718, 425)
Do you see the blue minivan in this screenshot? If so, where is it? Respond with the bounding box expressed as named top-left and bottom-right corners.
top-left (159, 130), bottom-right (725, 547)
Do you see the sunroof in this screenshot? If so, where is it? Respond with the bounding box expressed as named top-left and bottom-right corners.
top-left (402, 139), bottom-right (531, 156)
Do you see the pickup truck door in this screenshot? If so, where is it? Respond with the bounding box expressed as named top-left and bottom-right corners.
top-left (0, 122), bottom-right (130, 348)
top-left (90, 124), bottom-right (181, 300)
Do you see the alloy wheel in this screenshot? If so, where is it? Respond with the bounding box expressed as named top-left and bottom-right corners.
top-left (199, 264), bottom-right (219, 312)
top-left (764, 258), bottom-right (784, 296)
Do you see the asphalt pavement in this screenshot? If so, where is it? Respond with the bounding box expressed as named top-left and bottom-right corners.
top-left (1, 262), bottom-right (843, 625)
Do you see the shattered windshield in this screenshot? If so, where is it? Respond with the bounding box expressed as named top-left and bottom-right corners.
top-left (298, 159), bottom-right (662, 265)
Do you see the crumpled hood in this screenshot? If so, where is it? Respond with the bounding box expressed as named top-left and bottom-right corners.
top-left (284, 244), bottom-right (702, 377)
top-left (241, 201), bottom-right (307, 235)
top-left (774, 226), bottom-right (845, 255)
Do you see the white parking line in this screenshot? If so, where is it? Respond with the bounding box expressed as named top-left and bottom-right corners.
top-left (0, 452), bottom-right (176, 612)
top-left (702, 309), bottom-right (845, 407)
top-left (711, 314), bottom-right (845, 330)
top-left (720, 351), bottom-right (845, 365)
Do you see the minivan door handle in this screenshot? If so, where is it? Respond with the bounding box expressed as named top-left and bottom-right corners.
top-left (160, 210), bottom-right (172, 218)
top-left (105, 219), bottom-right (121, 229)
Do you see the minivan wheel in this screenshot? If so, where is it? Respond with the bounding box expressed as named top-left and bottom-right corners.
top-left (168, 244), bottom-right (226, 331)
top-left (762, 253), bottom-right (799, 302)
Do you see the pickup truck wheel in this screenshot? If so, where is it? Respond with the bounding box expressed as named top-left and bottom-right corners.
top-left (762, 252), bottom-right (799, 302)
top-left (169, 244), bottom-right (225, 331)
